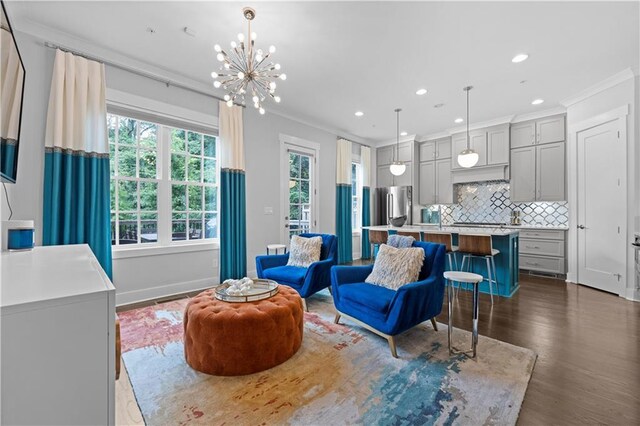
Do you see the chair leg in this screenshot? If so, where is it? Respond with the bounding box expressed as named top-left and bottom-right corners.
top-left (446, 253), bottom-right (453, 271)
top-left (387, 336), bottom-right (398, 358)
top-left (490, 256), bottom-right (500, 298)
top-left (301, 298), bottom-right (308, 312)
top-left (430, 317), bottom-right (438, 331)
top-left (485, 256), bottom-right (494, 305)
top-left (334, 313), bottom-right (341, 324)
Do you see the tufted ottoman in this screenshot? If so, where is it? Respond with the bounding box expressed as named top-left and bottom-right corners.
top-left (183, 285), bottom-right (304, 376)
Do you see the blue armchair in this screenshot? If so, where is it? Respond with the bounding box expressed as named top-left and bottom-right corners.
top-left (331, 241), bottom-right (446, 358)
top-left (256, 233), bottom-right (337, 311)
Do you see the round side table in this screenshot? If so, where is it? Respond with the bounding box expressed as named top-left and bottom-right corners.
top-left (266, 243), bottom-right (287, 255)
top-left (444, 271), bottom-right (483, 358)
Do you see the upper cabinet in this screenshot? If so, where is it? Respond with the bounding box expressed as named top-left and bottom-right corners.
top-left (511, 115), bottom-right (565, 148)
top-left (376, 140), bottom-right (415, 188)
top-left (418, 137), bottom-right (452, 205)
top-left (510, 114), bottom-right (566, 202)
top-left (376, 146), bottom-right (394, 166)
top-left (451, 125), bottom-right (509, 170)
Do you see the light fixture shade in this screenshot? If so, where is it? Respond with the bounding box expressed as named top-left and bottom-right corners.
top-left (457, 149), bottom-right (479, 168)
top-left (389, 161), bottom-right (406, 176)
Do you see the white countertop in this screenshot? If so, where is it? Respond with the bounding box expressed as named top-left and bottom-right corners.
top-left (363, 225), bottom-right (518, 236)
top-left (415, 223), bottom-right (569, 231)
top-left (1, 244), bottom-right (115, 310)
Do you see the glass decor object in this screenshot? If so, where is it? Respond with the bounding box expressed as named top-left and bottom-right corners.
top-left (457, 86), bottom-right (479, 168)
top-left (214, 278), bottom-right (279, 302)
top-left (211, 7), bottom-right (285, 114)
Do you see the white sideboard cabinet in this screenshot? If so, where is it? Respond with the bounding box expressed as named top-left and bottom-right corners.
top-left (1, 244), bottom-right (116, 425)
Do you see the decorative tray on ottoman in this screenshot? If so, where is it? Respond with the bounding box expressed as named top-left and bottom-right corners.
top-left (214, 278), bottom-right (279, 302)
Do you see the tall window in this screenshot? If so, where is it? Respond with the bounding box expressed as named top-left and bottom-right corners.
top-left (109, 113), bottom-right (218, 246)
top-left (288, 151), bottom-right (312, 238)
top-left (351, 162), bottom-right (362, 230)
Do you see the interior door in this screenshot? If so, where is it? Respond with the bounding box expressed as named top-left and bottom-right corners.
top-left (284, 148), bottom-right (316, 242)
top-left (577, 119), bottom-right (625, 294)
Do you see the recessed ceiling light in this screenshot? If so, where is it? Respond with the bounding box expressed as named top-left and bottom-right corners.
top-left (355, 111), bottom-right (364, 117)
top-left (400, 131), bottom-right (408, 136)
top-left (454, 118), bottom-right (464, 124)
top-left (416, 88), bottom-right (427, 96)
top-left (531, 99), bottom-right (544, 105)
top-left (512, 53), bottom-right (529, 63)
top-left (434, 103), bottom-right (444, 108)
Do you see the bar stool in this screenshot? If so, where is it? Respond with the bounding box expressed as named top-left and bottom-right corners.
top-left (457, 234), bottom-right (500, 304)
top-left (266, 244), bottom-right (287, 255)
top-left (396, 230), bottom-right (421, 241)
top-left (444, 271), bottom-right (483, 358)
top-left (369, 230), bottom-right (388, 259)
top-left (422, 232), bottom-right (459, 271)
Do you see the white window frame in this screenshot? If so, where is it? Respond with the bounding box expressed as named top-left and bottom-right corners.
top-left (106, 89), bottom-right (220, 256)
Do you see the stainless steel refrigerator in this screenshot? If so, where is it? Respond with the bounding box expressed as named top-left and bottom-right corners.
top-left (374, 186), bottom-right (413, 226)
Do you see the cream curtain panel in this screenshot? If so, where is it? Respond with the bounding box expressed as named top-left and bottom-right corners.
top-left (0, 27), bottom-right (23, 141)
top-left (218, 103), bottom-right (245, 170)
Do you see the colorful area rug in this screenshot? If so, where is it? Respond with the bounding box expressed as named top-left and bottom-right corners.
top-left (119, 290), bottom-right (536, 425)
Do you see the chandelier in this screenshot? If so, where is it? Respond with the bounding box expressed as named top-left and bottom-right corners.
top-left (211, 7), bottom-right (286, 114)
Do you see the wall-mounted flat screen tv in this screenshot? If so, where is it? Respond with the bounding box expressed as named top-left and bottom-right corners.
top-left (0, 0), bottom-right (25, 183)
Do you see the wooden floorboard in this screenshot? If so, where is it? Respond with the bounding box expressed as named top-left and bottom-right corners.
top-left (442, 274), bottom-right (640, 425)
top-left (115, 272), bottom-right (640, 425)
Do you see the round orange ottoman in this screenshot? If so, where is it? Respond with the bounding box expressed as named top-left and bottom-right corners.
top-left (183, 285), bottom-right (304, 376)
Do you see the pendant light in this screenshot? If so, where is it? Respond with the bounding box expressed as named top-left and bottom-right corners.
top-left (389, 108), bottom-right (406, 176)
top-left (457, 86), bottom-right (479, 168)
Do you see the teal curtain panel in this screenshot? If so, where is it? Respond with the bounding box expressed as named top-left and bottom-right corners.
top-left (43, 148), bottom-right (112, 278)
top-left (219, 169), bottom-right (247, 280)
top-left (361, 186), bottom-right (371, 259)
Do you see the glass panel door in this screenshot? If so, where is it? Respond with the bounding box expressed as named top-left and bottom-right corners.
top-left (285, 150), bottom-right (314, 240)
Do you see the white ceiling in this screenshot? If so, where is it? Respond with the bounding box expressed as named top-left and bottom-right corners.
top-left (7, 1), bottom-right (640, 142)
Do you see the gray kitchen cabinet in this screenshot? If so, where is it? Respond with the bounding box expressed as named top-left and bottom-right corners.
top-left (436, 159), bottom-right (453, 204)
top-left (536, 142), bottom-right (565, 201)
top-left (419, 142), bottom-right (435, 162)
top-left (419, 161), bottom-right (436, 204)
top-left (510, 121), bottom-right (535, 149)
top-left (397, 143), bottom-right (412, 162)
top-left (510, 142), bottom-right (565, 202)
top-left (511, 115), bottom-right (565, 148)
top-left (536, 116), bottom-right (565, 144)
top-left (377, 165), bottom-right (393, 188)
top-left (393, 163), bottom-right (412, 186)
top-left (377, 146), bottom-right (393, 166)
top-left (487, 125), bottom-right (510, 165)
top-left (435, 138), bottom-right (451, 159)
top-left (519, 229), bottom-right (567, 275)
top-left (510, 146), bottom-right (537, 202)
top-left (419, 158), bottom-right (452, 205)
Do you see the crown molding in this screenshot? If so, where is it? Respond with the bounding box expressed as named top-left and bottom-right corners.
top-left (560, 68), bottom-right (635, 108)
top-left (444, 114), bottom-right (515, 136)
top-left (15, 18), bottom-right (373, 147)
top-left (418, 131), bottom-right (451, 142)
top-left (375, 134), bottom-right (417, 148)
top-left (511, 106), bottom-right (567, 124)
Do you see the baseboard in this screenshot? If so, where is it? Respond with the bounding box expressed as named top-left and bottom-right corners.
top-left (116, 277), bottom-right (219, 306)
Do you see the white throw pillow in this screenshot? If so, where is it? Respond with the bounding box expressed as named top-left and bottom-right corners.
top-left (365, 244), bottom-right (425, 290)
top-left (287, 235), bottom-right (323, 267)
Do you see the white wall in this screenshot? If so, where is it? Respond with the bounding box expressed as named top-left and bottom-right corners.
top-left (2, 29), bottom-right (372, 305)
top-left (566, 76), bottom-right (638, 300)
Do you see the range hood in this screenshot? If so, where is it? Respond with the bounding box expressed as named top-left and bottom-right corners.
top-left (451, 164), bottom-right (510, 184)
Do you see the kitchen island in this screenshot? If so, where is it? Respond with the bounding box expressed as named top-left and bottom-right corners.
top-left (363, 225), bottom-right (520, 297)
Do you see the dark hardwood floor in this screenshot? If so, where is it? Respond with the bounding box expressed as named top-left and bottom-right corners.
top-left (117, 271), bottom-right (640, 425)
top-left (443, 273), bottom-right (640, 425)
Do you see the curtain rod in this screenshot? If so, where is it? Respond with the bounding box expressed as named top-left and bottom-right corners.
top-left (43, 41), bottom-right (245, 108)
